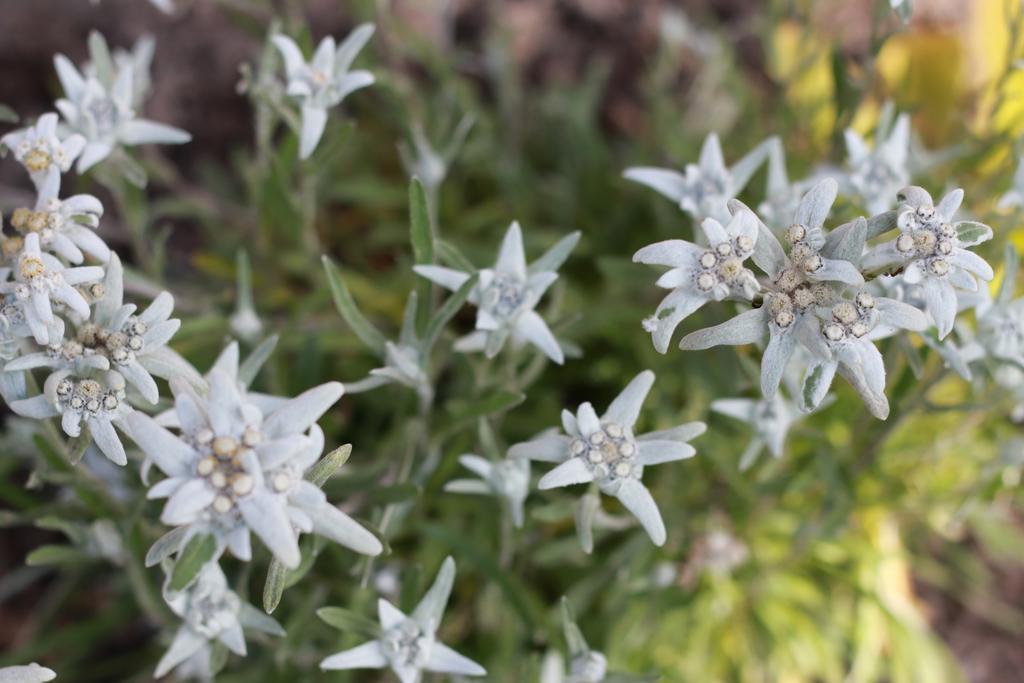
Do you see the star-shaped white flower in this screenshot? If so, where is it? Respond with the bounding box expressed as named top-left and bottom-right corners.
top-left (0, 113), bottom-right (85, 200)
top-left (54, 33), bottom-right (191, 172)
top-left (445, 453), bottom-right (530, 527)
top-left (0, 664), bottom-right (56, 683)
top-left (320, 556), bottom-right (487, 683)
top-left (154, 563), bottom-right (283, 680)
top-left (9, 193), bottom-right (109, 264)
top-left (634, 207), bottom-right (759, 352)
top-left (842, 109), bottom-right (911, 214)
top-left (272, 25), bottom-right (376, 159)
top-left (624, 133), bottom-right (777, 223)
top-left (128, 343), bottom-right (382, 569)
top-left (0, 233), bottom-right (103, 345)
top-left (680, 178), bottom-right (865, 398)
top-left (414, 222), bottom-right (578, 364)
top-left (862, 185), bottom-right (994, 339)
top-left (510, 370), bottom-right (704, 546)
top-left (711, 392), bottom-right (800, 470)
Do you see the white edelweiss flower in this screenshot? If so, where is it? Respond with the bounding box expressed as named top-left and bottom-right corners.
top-left (154, 563), bottom-right (283, 680)
top-left (444, 453), bottom-right (530, 527)
top-left (799, 291), bottom-right (928, 419)
top-left (842, 107), bottom-right (912, 214)
top-left (633, 207), bottom-right (760, 352)
top-left (8, 193), bottom-right (109, 264)
top-left (0, 664), bottom-right (56, 683)
top-left (710, 392), bottom-right (801, 470)
top-left (997, 154), bottom-right (1024, 210)
top-left (272, 25), bottom-right (376, 159)
top-left (10, 368), bottom-right (132, 465)
top-left (0, 233), bottom-right (103, 345)
top-left (550, 597), bottom-right (652, 683)
top-left (54, 33), bottom-right (191, 173)
top-left (320, 556), bottom-right (487, 683)
top-left (624, 132), bottom-right (777, 223)
top-left (0, 113), bottom-right (85, 200)
top-left (414, 222), bottom-right (579, 364)
top-left (128, 343), bottom-right (382, 569)
top-left (679, 178), bottom-right (865, 398)
top-left (344, 293), bottom-right (432, 405)
top-left (510, 370), bottom-right (705, 546)
top-left (5, 254), bottom-right (187, 405)
top-left (974, 247), bottom-right (1024, 367)
top-left (862, 185), bottom-right (994, 340)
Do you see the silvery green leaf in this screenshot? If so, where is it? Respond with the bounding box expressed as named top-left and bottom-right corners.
top-left (317, 606), bottom-right (382, 637)
top-left (436, 239), bottom-right (477, 272)
top-left (305, 443), bottom-right (353, 487)
top-left (168, 533), bottom-right (217, 591)
top-left (822, 216), bottom-right (867, 262)
top-left (146, 526), bottom-right (188, 567)
top-left (574, 493), bottom-right (601, 554)
top-left (997, 244), bottom-right (1019, 306)
top-left (322, 256), bottom-right (387, 354)
top-left (530, 231), bottom-right (582, 275)
top-left (560, 597), bottom-right (590, 658)
top-left (409, 177), bottom-right (434, 264)
top-left (237, 335), bottom-right (278, 387)
top-left (422, 273), bottom-right (479, 355)
top-left (794, 177), bottom-right (837, 230)
top-left (238, 603), bottom-right (285, 636)
top-left (262, 558), bottom-right (287, 614)
top-left (955, 221), bottom-right (993, 247)
top-left (678, 308), bottom-right (768, 350)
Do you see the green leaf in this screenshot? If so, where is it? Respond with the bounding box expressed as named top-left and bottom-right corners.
top-left (305, 444), bottom-right (352, 488)
top-left (864, 210), bottom-right (898, 240)
top-left (529, 231), bottom-right (581, 274)
top-left (238, 334), bottom-right (279, 387)
top-left (25, 544), bottom-right (85, 566)
top-left (822, 217), bottom-right (866, 263)
top-left (955, 221), bottom-right (993, 247)
top-left (422, 273), bottom-right (478, 355)
top-left (168, 533), bottom-right (217, 591)
top-left (997, 244), bottom-right (1019, 305)
top-left (263, 558), bottom-right (288, 614)
top-left (316, 606), bottom-right (382, 638)
top-left (67, 424), bottom-right (92, 465)
top-left (436, 239), bottom-right (476, 273)
top-left (409, 177), bottom-right (434, 264)
top-left (208, 641), bottom-right (229, 676)
top-left (561, 597), bottom-right (589, 657)
top-left (0, 104), bottom-right (18, 124)
top-left (322, 256), bottom-right (387, 354)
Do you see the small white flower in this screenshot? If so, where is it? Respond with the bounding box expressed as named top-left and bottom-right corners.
top-left (0, 664), bottom-right (56, 683)
top-left (862, 186), bottom-right (994, 339)
top-left (711, 392), bottom-right (800, 469)
top-left (0, 233), bottom-right (103, 345)
top-left (128, 343), bottom-right (382, 569)
top-left (0, 113), bottom-right (85, 200)
top-left (414, 222), bottom-right (579, 364)
top-left (320, 556), bottom-right (487, 683)
top-left (445, 453), bottom-right (530, 527)
top-left (398, 115), bottom-right (475, 194)
top-left (510, 370), bottom-right (705, 546)
top-left (154, 563), bottom-right (283, 680)
top-left (842, 108), bottom-right (911, 214)
top-left (633, 207), bottom-right (760, 352)
top-left (272, 25), bottom-right (376, 159)
top-left (624, 133), bottom-right (777, 223)
top-left (799, 291), bottom-right (928, 418)
top-left (10, 368), bottom-right (132, 465)
top-left (8, 193), bottom-right (109, 264)
top-left (680, 179), bottom-right (865, 398)
top-left (54, 33), bottom-right (191, 172)
top-left (974, 250), bottom-right (1024, 367)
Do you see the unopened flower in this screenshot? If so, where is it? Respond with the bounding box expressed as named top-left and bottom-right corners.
top-left (154, 563), bottom-right (283, 680)
top-left (272, 25), bottom-right (376, 159)
top-left (321, 556), bottom-right (487, 683)
top-left (511, 370), bottom-right (704, 546)
top-left (445, 453), bottom-right (530, 527)
top-left (633, 208), bottom-right (759, 352)
top-left (842, 109), bottom-right (911, 214)
top-left (624, 133), bottom-right (777, 223)
top-left (680, 179), bottom-right (864, 398)
top-left (414, 222), bottom-right (578, 364)
top-left (11, 369), bottom-right (131, 465)
top-left (54, 33), bottom-right (191, 172)
top-left (0, 233), bottom-right (103, 345)
top-left (0, 664), bottom-right (56, 683)
top-left (710, 393), bottom-right (800, 469)
top-left (863, 186), bottom-right (994, 339)
top-left (0, 113), bottom-right (85, 200)
top-left (8, 193), bottom-right (109, 264)
top-left (129, 346), bottom-right (381, 569)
